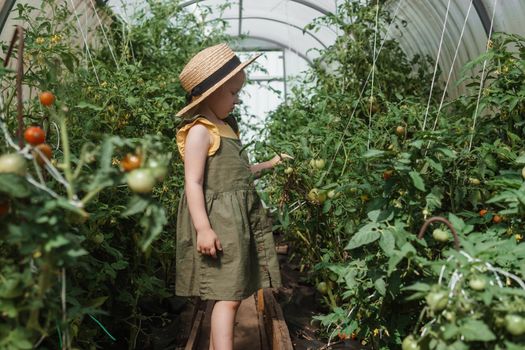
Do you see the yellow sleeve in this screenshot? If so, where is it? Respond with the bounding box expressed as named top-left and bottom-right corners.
top-left (176, 117), bottom-right (220, 160)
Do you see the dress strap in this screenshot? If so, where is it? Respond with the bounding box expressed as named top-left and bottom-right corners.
top-left (176, 117), bottom-right (220, 160)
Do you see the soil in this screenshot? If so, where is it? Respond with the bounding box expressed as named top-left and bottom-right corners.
top-left (275, 250), bottom-right (366, 350)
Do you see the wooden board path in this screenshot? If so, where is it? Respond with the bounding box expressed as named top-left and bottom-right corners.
top-left (184, 289), bottom-right (293, 350)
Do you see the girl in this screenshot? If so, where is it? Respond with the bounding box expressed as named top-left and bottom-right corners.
top-left (175, 43), bottom-right (289, 350)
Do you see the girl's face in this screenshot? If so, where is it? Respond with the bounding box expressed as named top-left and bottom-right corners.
top-left (205, 70), bottom-right (245, 119)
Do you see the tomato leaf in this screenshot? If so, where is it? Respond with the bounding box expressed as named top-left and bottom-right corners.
top-left (368, 208), bottom-right (394, 222)
top-left (0, 174), bottom-right (31, 198)
top-left (44, 235), bottom-right (70, 252)
top-left (409, 170), bottom-right (426, 191)
top-left (362, 149), bottom-right (385, 159)
top-left (436, 148), bottom-right (457, 159)
top-left (459, 319), bottom-right (496, 341)
top-left (426, 187), bottom-right (443, 210)
top-left (374, 277), bottom-right (386, 296)
top-left (76, 101), bottom-right (103, 111)
top-left (379, 229), bottom-right (395, 256)
top-left (345, 223), bottom-right (381, 250)
top-left (515, 154), bottom-right (525, 164)
top-left (387, 243), bottom-right (416, 275)
top-left (122, 196), bottom-right (150, 217)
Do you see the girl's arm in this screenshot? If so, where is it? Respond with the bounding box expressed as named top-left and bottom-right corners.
top-left (184, 124), bottom-right (222, 258)
top-left (250, 153), bottom-right (293, 176)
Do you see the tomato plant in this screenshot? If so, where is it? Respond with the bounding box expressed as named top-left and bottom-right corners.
top-left (258, 2), bottom-right (525, 348)
top-left (0, 0), bottom-right (224, 348)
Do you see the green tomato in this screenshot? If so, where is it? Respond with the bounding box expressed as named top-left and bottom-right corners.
top-left (432, 229), bottom-right (449, 242)
top-left (426, 291), bottom-right (448, 312)
top-left (147, 159), bottom-right (168, 182)
top-left (0, 153), bottom-right (27, 176)
top-left (468, 277), bottom-right (487, 291)
top-left (307, 188), bottom-right (327, 204)
top-left (401, 335), bottom-right (419, 350)
top-left (328, 272), bottom-right (338, 282)
top-left (127, 169), bottom-right (156, 194)
top-left (284, 167), bottom-right (293, 175)
top-left (316, 282), bottom-right (328, 295)
top-left (327, 190), bottom-right (336, 199)
top-left (443, 311), bottom-right (456, 322)
top-left (468, 177), bottom-right (481, 185)
top-left (522, 167), bottom-right (525, 180)
top-left (92, 233), bottom-right (104, 245)
top-left (505, 314), bottom-right (525, 336)
top-left (314, 159), bottom-right (326, 169)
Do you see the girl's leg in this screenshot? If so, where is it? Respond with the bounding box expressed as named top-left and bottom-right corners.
top-left (209, 300), bottom-right (241, 350)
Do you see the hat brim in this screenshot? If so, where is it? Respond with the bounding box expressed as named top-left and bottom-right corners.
top-left (176, 53), bottom-right (262, 117)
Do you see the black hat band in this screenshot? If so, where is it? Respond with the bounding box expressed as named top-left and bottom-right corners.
top-left (186, 56), bottom-right (241, 103)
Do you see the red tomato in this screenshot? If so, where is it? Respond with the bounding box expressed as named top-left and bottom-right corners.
top-left (337, 332), bottom-right (349, 341)
top-left (34, 143), bottom-right (52, 166)
top-left (24, 126), bottom-right (46, 146)
top-left (493, 215), bottom-right (502, 223)
top-left (120, 153), bottom-right (142, 172)
top-left (395, 126), bottom-right (405, 136)
top-left (479, 209), bottom-right (488, 217)
top-left (0, 200), bottom-right (9, 216)
top-left (39, 91), bottom-right (55, 106)
top-left (383, 170), bottom-right (393, 180)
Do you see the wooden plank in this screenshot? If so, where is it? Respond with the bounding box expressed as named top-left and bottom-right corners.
top-left (185, 310), bottom-right (205, 350)
top-left (196, 301), bottom-right (215, 350)
top-left (257, 289), bottom-right (265, 314)
top-left (255, 291), bottom-right (271, 350)
top-left (263, 289), bottom-right (294, 350)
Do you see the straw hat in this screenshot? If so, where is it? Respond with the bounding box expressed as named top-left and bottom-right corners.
top-left (176, 43), bottom-right (261, 117)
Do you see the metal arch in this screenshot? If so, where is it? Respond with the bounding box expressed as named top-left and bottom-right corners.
top-left (220, 16), bottom-right (327, 48)
top-left (472, 0), bottom-right (492, 37)
top-left (290, 0), bottom-right (330, 15)
top-left (238, 35), bottom-right (312, 64)
top-left (179, 0), bottom-right (331, 16)
top-left (238, 0), bottom-right (242, 36)
top-left (0, 0), bottom-right (17, 35)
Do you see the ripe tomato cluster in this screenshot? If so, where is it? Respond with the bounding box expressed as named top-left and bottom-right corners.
top-left (479, 208), bottom-right (503, 223)
top-left (120, 152), bottom-right (168, 194)
top-left (22, 125), bottom-right (53, 166)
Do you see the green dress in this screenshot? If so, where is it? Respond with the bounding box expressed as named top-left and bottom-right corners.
top-left (175, 115), bottom-right (282, 301)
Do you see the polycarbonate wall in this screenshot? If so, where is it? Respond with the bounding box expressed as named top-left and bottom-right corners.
top-left (2, 0), bottom-right (525, 99)
top-left (388, 0), bottom-right (525, 98)
top-left (181, 0), bottom-right (338, 77)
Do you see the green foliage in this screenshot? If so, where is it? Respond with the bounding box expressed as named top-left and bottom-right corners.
top-left (259, 0), bottom-right (525, 348)
top-left (0, 0), bottom-right (229, 348)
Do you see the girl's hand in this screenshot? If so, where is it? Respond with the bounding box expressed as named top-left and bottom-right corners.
top-left (270, 153), bottom-right (293, 168)
top-left (196, 228), bottom-right (223, 258)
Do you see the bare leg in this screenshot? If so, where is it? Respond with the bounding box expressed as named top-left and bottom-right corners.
top-left (209, 300), bottom-right (241, 350)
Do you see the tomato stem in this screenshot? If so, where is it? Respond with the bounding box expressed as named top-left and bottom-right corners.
top-left (81, 186), bottom-right (103, 206)
top-left (57, 112), bottom-right (75, 200)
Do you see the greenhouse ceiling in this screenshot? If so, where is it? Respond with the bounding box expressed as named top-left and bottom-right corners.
top-left (1, 0), bottom-right (525, 97)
